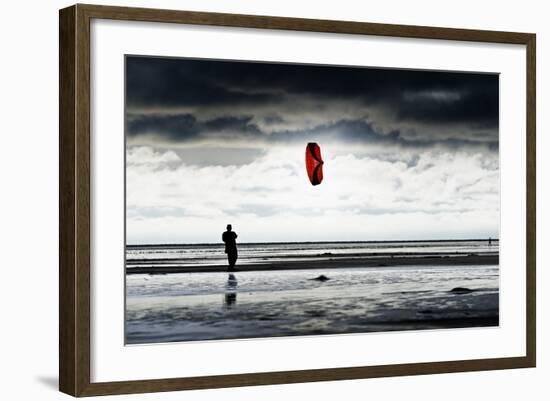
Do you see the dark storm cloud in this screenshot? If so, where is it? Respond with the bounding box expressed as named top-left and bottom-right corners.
top-left (126, 56), bottom-right (499, 146)
top-left (263, 114), bottom-right (286, 125)
top-left (272, 118), bottom-right (497, 150)
top-left (128, 112), bottom-right (497, 151)
top-left (126, 57), bottom-right (282, 108)
top-left (127, 113), bottom-right (261, 141)
top-left (397, 87), bottom-right (498, 128)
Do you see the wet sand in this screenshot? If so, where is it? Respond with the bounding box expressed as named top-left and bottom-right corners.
top-left (126, 263), bottom-right (499, 343)
top-left (126, 254), bottom-right (498, 275)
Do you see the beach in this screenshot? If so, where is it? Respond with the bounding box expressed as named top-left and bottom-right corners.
top-left (126, 240), bottom-right (498, 274)
top-left (126, 240), bottom-right (499, 344)
top-left (126, 253), bottom-right (497, 274)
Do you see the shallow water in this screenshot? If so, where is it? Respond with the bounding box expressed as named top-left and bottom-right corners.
top-left (126, 240), bottom-right (498, 268)
top-left (126, 264), bottom-right (499, 344)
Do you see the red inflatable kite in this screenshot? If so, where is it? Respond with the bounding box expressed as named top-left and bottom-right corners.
top-left (305, 142), bottom-right (324, 186)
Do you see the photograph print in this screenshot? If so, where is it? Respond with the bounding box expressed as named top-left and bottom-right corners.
top-left (125, 56), bottom-right (499, 344)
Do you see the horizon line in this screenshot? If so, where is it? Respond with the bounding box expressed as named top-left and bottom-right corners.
top-left (126, 238), bottom-right (500, 248)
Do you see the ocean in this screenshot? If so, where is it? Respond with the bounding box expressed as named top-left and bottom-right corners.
top-left (126, 239), bottom-right (498, 269)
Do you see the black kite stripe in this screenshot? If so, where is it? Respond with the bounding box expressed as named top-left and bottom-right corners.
top-left (307, 142), bottom-right (322, 163)
top-left (312, 163), bottom-right (321, 185)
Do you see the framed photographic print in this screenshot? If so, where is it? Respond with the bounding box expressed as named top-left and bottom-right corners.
top-left (59, 4), bottom-right (536, 397)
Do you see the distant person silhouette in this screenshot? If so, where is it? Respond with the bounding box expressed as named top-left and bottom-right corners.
top-left (222, 224), bottom-right (238, 272)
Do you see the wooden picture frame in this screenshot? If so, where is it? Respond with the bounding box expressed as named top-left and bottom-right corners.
top-left (59, 3), bottom-right (536, 397)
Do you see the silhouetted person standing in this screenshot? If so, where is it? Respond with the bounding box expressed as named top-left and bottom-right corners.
top-left (222, 224), bottom-right (238, 271)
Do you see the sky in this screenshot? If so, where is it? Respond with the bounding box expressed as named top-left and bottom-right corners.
top-left (125, 56), bottom-right (499, 244)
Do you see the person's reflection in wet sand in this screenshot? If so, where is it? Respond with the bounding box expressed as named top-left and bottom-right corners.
top-left (224, 273), bottom-right (238, 308)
